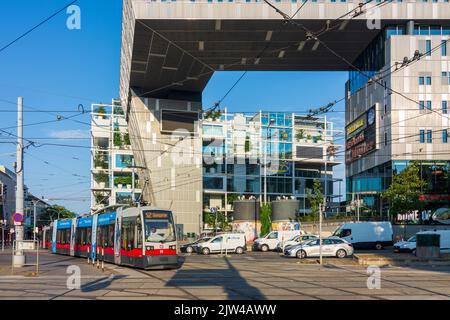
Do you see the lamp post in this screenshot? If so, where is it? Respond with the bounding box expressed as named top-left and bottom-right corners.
top-left (263, 119), bottom-right (275, 204)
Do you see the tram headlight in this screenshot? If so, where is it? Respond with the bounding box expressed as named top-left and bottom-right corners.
top-left (169, 245), bottom-right (176, 250)
top-left (146, 246), bottom-right (154, 251)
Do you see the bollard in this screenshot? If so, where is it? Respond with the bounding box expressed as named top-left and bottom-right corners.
top-left (96, 247), bottom-right (100, 268)
top-left (101, 248), bottom-right (105, 272)
top-left (87, 246), bottom-right (90, 264)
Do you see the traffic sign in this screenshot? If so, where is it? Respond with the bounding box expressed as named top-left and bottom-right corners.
top-left (13, 213), bottom-right (23, 223)
top-left (210, 207), bottom-right (217, 213)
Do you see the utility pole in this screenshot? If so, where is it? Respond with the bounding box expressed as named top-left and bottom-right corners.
top-left (319, 203), bottom-right (323, 265)
top-left (13, 96), bottom-right (25, 267)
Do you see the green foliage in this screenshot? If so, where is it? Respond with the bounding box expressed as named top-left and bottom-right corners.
top-left (381, 163), bottom-right (427, 215)
top-left (226, 193), bottom-right (240, 205)
top-left (295, 129), bottom-right (305, 141)
top-left (205, 109), bottom-right (222, 120)
top-left (94, 152), bottom-right (108, 169)
top-left (39, 205), bottom-right (76, 224)
top-left (203, 211), bottom-right (231, 232)
top-left (307, 179), bottom-right (323, 221)
top-left (260, 203), bottom-right (272, 236)
top-left (245, 138), bottom-right (251, 153)
top-left (113, 129), bottom-right (123, 147)
top-left (114, 176), bottom-right (132, 186)
top-left (94, 172), bottom-right (109, 184)
top-left (94, 192), bottom-right (109, 206)
top-left (123, 132), bottom-right (131, 145)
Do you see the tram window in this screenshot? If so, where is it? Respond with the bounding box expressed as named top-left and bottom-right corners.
top-left (107, 225), bottom-right (114, 247)
top-left (136, 220), bottom-right (143, 249)
top-left (122, 220), bottom-right (136, 250)
top-left (86, 228), bottom-right (92, 245)
top-left (96, 226), bottom-right (103, 247)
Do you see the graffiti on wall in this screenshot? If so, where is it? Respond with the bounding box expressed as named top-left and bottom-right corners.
top-left (232, 221), bottom-right (261, 242)
top-left (272, 221), bottom-right (301, 231)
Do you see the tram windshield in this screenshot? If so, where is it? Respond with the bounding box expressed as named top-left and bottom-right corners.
top-left (143, 210), bottom-right (176, 243)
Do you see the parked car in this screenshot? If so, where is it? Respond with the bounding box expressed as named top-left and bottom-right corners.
top-left (275, 234), bottom-right (318, 252)
top-left (394, 230), bottom-right (450, 254)
top-left (196, 233), bottom-right (247, 255)
top-left (252, 230), bottom-right (303, 252)
top-left (332, 221), bottom-right (393, 250)
top-left (284, 238), bottom-right (354, 259)
top-left (180, 237), bottom-right (211, 253)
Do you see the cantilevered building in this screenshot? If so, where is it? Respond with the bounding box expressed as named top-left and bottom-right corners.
top-left (119, 0), bottom-right (449, 233)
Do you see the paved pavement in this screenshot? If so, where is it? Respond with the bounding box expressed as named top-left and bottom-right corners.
top-left (1, 248), bottom-right (450, 300)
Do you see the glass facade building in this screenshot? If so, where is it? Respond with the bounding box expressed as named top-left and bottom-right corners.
top-left (202, 110), bottom-right (341, 215)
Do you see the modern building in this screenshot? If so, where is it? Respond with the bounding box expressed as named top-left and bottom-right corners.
top-left (1, 165), bottom-right (50, 237)
top-left (90, 100), bottom-right (142, 212)
top-left (345, 23), bottom-right (450, 220)
top-left (119, 0), bottom-right (449, 233)
top-left (202, 110), bottom-right (341, 217)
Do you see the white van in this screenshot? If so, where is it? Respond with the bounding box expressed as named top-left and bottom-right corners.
top-left (252, 230), bottom-right (303, 252)
top-left (394, 230), bottom-right (450, 254)
top-left (196, 233), bottom-right (246, 255)
top-left (332, 222), bottom-right (393, 250)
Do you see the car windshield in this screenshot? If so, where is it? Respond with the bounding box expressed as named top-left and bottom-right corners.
top-left (196, 237), bottom-right (210, 243)
top-left (407, 236), bottom-right (416, 242)
top-left (144, 211), bottom-right (176, 243)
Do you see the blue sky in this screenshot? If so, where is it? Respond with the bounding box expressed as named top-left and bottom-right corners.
top-left (0, 0), bottom-right (347, 214)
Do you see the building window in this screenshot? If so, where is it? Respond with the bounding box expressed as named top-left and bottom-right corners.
top-left (419, 77), bottom-right (425, 85)
top-left (442, 72), bottom-right (450, 85)
top-left (419, 130), bottom-right (425, 143)
top-left (427, 130), bottom-right (433, 143)
top-left (443, 129), bottom-right (448, 143)
top-left (384, 132), bottom-right (388, 146)
top-left (426, 40), bottom-right (431, 55)
top-left (426, 76), bottom-right (432, 85)
top-left (443, 101), bottom-right (448, 114)
top-left (442, 40), bottom-right (448, 56)
top-left (426, 101), bottom-right (432, 110)
top-left (419, 101), bottom-right (425, 110)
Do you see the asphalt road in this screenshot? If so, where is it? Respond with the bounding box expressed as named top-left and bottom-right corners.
top-left (1, 249), bottom-right (450, 300)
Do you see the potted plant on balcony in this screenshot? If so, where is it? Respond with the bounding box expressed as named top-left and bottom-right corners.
top-left (95, 106), bottom-right (107, 119)
top-left (295, 129), bottom-right (305, 142)
top-left (113, 128), bottom-right (123, 148)
top-left (94, 153), bottom-right (107, 170)
top-left (94, 172), bottom-right (108, 189)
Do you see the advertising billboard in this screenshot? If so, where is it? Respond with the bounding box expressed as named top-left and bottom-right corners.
top-left (346, 106), bottom-right (377, 163)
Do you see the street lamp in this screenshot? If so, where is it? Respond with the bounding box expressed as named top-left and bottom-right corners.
top-left (264, 119), bottom-right (275, 204)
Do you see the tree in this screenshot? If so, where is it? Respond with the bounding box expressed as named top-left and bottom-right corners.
top-left (307, 179), bottom-right (324, 222)
top-left (38, 205), bottom-right (76, 225)
top-left (260, 203), bottom-right (272, 236)
top-left (382, 163), bottom-right (427, 216)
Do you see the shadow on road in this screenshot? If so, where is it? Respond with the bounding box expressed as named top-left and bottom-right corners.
top-left (81, 275), bottom-right (127, 292)
top-left (166, 256), bottom-right (265, 300)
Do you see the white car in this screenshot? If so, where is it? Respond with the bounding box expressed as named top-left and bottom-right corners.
top-left (275, 234), bottom-right (318, 252)
top-left (393, 235), bottom-right (417, 253)
top-left (252, 230), bottom-right (303, 252)
top-left (284, 237), bottom-right (354, 259)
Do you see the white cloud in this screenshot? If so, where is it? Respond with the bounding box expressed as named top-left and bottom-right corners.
top-left (48, 129), bottom-right (90, 139)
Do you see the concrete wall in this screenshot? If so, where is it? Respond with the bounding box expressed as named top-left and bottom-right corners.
top-left (271, 199), bottom-right (300, 222)
top-left (127, 94), bottom-right (203, 234)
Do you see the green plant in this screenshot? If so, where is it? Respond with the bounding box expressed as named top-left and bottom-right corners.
top-left (306, 134), bottom-right (312, 141)
top-left (94, 153), bottom-right (108, 169)
top-left (114, 176), bottom-right (132, 186)
top-left (307, 179), bottom-right (324, 222)
top-left (95, 106), bottom-right (107, 119)
top-left (226, 193), bottom-right (240, 205)
top-left (260, 203), bottom-right (272, 236)
top-left (113, 105), bottom-right (124, 115)
top-left (295, 129), bottom-right (305, 141)
top-left (94, 172), bottom-right (109, 184)
top-left (113, 129), bottom-right (123, 147)
top-left (123, 132), bottom-right (131, 145)
top-left (244, 138), bottom-right (251, 153)
top-left (94, 192), bottom-right (109, 205)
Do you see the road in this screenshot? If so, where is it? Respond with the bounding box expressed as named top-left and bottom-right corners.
top-left (0, 249), bottom-right (449, 300)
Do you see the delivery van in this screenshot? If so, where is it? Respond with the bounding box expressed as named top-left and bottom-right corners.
top-left (196, 233), bottom-right (246, 255)
top-left (252, 230), bottom-right (303, 252)
top-left (332, 221), bottom-right (393, 250)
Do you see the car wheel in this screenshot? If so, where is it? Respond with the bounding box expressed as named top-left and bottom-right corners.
top-left (336, 249), bottom-right (347, 259)
top-left (235, 247), bottom-right (244, 254)
top-left (202, 247), bottom-right (210, 255)
top-left (296, 250), bottom-right (306, 259)
top-left (186, 246), bottom-right (193, 254)
top-left (375, 242), bottom-right (383, 250)
top-left (261, 244), bottom-right (269, 252)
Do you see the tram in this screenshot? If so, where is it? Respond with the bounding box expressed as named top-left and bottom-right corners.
top-left (48, 206), bottom-right (179, 269)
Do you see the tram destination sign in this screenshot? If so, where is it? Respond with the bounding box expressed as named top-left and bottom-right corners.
top-left (144, 211), bottom-right (169, 219)
top-left (346, 106), bottom-right (377, 164)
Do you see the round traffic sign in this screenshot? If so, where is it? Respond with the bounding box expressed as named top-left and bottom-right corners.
top-left (13, 212), bottom-right (23, 223)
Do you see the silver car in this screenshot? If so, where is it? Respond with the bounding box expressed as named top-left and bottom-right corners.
top-left (284, 237), bottom-right (354, 259)
top-left (275, 234), bottom-right (318, 252)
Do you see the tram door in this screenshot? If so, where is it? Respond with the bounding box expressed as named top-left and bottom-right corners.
top-left (114, 215), bottom-right (121, 265)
